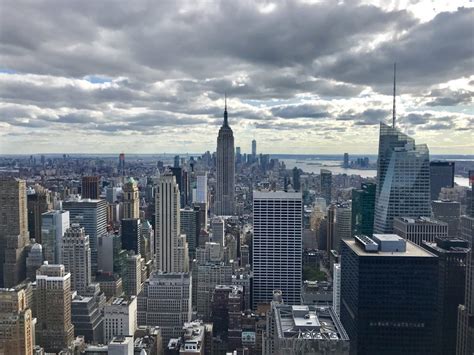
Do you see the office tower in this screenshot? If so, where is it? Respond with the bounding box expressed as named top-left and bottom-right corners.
top-left (421, 238), bottom-right (469, 355)
top-left (374, 123), bottom-right (431, 233)
top-left (140, 220), bottom-right (154, 263)
top-left (340, 235), bottom-right (438, 355)
top-left (196, 172), bottom-right (208, 204)
top-left (180, 207), bottom-right (200, 260)
top-left (215, 99), bottom-right (235, 216)
top-left (320, 169), bottom-right (332, 205)
top-left (35, 263), bottom-right (74, 353)
top-left (252, 139), bottom-right (257, 157)
top-left (252, 191), bottom-right (302, 308)
top-left (174, 155), bottom-right (180, 168)
top-left (81, 176), bottom-right (101, 199)
top-left (122, 178), bottom-right (139, 219)
top-left (155, 173), bottom-right (189, 273)
top-left (351, 182), bottom-right (376, 236)
top-left (97, 232), bottom-right (121, 273)
top-left (194, 202), bottom-right (208, 232)
top-left (211, 216), bottom-right (225, 247)
top-left (27, 184), bottom-right (52, 242)
top-left (41, 210), bottom-right (70, 264)
top-left (432, 200), bottom-right (461, 237)
top-left (103, 297), bottom-right (137, 343)
top-left (265, 302), bottom-right (349, 355)
top-left (63, 197), bottom-right (107, 274)
top-left (118, 153), bottom-right (125, 178)
top-left (459, 215), bottom-right (474, 245)
top-left (106, 186), bottom-right (120, 203)
top-left (0, 287), bottom-right (34, 355)
top-left (326, 204), bottom-right (336, 255)
top-left (394, 216), bottom-right (448, 246)
top-left (430, 161), bottom-right (455, 200)
top-left (121, 218), bottom-right (141, 254)
top-left (0, 177), bottom-right (30, 288)
top-left (211, 285), bottom-right (244, 346)
top-left (457, 243), bottom-right (474, 355)
top-left (137, 272), bottom-right (192, 345)
top-left (71, 294), bottom-right (103, 344)
top-left (26, 242), bottom-right (43, 280)
top-left (96, 272), bottom-right (123, 300)
top-left (62, 224), bottom-right (91, 295)
top-left (333, 263), bottom-right (341, 318)
top-left (122, 252), bottom-right (142, 296)
top-left (343, 153), bottom-right (349, 168)
top-left (335, 203), bottom-right (352, 250)
top-left (196, 262), bottom-right (232, 320)
top-left (292, 167), bottom-right (301, 191)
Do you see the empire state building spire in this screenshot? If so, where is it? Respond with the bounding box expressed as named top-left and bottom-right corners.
top-left (215, 95), bottom-right (235, 216)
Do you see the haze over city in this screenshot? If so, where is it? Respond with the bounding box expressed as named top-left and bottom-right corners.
top-left (0, 0), bottom-right (473, 155)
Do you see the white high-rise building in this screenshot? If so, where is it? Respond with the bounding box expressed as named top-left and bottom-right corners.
top-left (103, 297), bottom-right (137, 343)
top-left (155, 173), bottom-right (189, 273)
top-left (373, 123), bottom-right (431, 233)
top-left (252, 191), bottom-right (303, 308)
top-left (215, 100), bottom-right (235, 216)
top-left (137, 272), bottom-right (192, 346)
top-left (393, 217), bottom-right (448, 246)
top-left (62, 224), bottom-right (91, 295)
top-left (333, 263), bottom-right (341, 318)
top-left (196, 172), bottom-right (208, 204)
top-left (41, 210), bottom-right (70, 264)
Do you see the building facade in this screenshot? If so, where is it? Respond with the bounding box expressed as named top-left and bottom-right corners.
top-left (430, 161), bottom-right (454, 200)
top-left (394, 216), bottom-right (448, 246)
top-left (351, 182), bottom-right (376, 237)
top-left (252, 191), bottom-right (303, 308)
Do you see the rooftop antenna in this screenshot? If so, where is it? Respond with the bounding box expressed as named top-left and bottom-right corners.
top-left (392, 63), bottom-right (396, 128)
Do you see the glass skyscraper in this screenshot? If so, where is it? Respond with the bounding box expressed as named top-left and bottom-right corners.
top-left (351, 182), bottom-right (376, 236)
top-left (373, 123), bottom-right (431, 233)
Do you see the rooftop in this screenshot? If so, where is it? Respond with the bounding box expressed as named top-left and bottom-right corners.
top-left (395, 216), bottom-right (447, 225)
top-left (347, 236), bottom-right (435, 257)
top-left (253, 190), bottom-right (302, 199)
top-left (274, 304), bottom-right (348, 341)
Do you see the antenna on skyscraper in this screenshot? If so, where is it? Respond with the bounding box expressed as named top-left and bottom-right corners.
top-left (392, 63), bottom-right (396, 128)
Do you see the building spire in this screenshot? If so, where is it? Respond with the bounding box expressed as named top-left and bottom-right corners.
top-left (392, 63), bottom-right (396, 128)
top-left (223, 92), bottom-right (228, 127)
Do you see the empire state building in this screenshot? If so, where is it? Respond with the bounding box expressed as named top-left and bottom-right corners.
top-left (215, 98), bottom-right (235, 216)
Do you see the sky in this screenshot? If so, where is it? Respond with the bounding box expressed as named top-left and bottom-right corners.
top-left (0, 0), bottom-right (473, 155)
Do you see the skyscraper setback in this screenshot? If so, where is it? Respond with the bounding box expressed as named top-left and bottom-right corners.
top-left (373, 123), bottom-right (431, 233)
top-left (215, 99), bottom-right (235, 216)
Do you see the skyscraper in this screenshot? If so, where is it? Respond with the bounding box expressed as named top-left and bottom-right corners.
top-left (62, 224), bottom-right (92, 295)
top-left (422, 237), bottom-right (469, 355)
top-left (155, 173), bottom-right (189, 272)
top-left (35, 263), bottom-right (75, 353)
top-left (0, 177), bottom-right (30, 288)
top-left (180, 206), bottom-right (200, 260)
top-left (137, 272), bottom-right (192, 345)
top-left (252, 191), bottom-right (302, 308)
top-left (340, 234), bottom-right (438, 355)
top-left (432, 200), bottom-right (461, 237)
top-left (122, 178), bottom-right (140, 219)
top-left (121, 218), bottom-right (141, 254)
top-left (63, 197), bottom-right (107, 274)
top-left (351, 182), bottom-right (376, 236)
top-left (41, 210), bottom-right (70, 264)
top-left (373, 123), bottom-right (431, 233)
top-left (292, 167), bottom-right (301, 191)
top-left (457, 244), bottom-right (474, 355)
top-left (215, 98), bottom-right (235, 216)
top-left (27, 184), bottom-right (52, 242)
top-left (252, 139), bottom-right (257, 157)
top-left (343, 153), bottom-right (349, 168)
top-left (195, 172), bottom-right (208, 204)
top-left (393, 216), bottom-right (448, 246)
top-left (320, 169), bottom-right (332, 205)
top-left (430, 161), bottom-right (455, 200)
top-left (81, 176), bottom-right (101, 200)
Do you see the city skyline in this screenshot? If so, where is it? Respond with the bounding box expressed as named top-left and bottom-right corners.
top-left (0, 1), bottom-right (472, 155)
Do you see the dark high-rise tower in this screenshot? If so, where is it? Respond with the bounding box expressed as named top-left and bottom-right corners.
top-left (430, 161), bottom-right (455, 200)
top-left (341, 234), bottom-right (438, 355)
top-left (81, 176), bottom-right (100, 200)
top-left (320, 169), bottom-right (332, 205)
top-left (215, 97), bottom-right (235, 216)
top-left (351, 182), bottom-right (376, 236)
top-left (457, 243), bottom-right (474, 355)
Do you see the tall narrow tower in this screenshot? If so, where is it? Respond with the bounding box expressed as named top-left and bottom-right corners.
top-left (122, 177), bottom-right (140, 219)
top-left (155, 173), bottom-right (188, 272)
top-left (215, 96), bottom-right (235, 216)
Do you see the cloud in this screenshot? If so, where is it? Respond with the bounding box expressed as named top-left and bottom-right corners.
top-left (425, 88), bottom-right (473, 106)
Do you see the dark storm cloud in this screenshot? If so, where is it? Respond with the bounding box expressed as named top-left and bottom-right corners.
top-left (313, 8), bottom-right (474, 93)
top-left (336, 108), bottom-right (390, 125)
top-left (425, 88), bottom-right (473, 106)
top-left (271, 104), bottom-right (331, 119)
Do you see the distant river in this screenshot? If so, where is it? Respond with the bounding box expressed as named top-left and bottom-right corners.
top-left (282, 159), bottom-right (470, 187)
